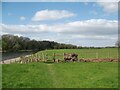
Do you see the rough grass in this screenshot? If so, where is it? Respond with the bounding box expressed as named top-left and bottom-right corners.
top-left (2, 62), bottom-right (118, 88)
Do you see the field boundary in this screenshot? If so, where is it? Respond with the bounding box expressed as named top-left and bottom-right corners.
top-left (1, 51), bottom-right (119, 64)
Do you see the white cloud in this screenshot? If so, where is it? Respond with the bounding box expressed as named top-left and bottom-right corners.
top-left (32, 9), bottom-right (76, 21)
top-left (97, 2), bottom-right (118, 13)
top-left (71, 35), bottom-right (117, 40)
top-left (1, 19), bottom-right (118, 46)
top-left (51, 19), bottom-right (117, 36)
top-left (1, 24), bottom-right (49, 34)
top-left (2, 19), bottom-right (117, 35)
top-left (20, 16), bottom-right (26, 21)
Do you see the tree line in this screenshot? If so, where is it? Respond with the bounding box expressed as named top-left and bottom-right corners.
top-left (1, 34), bottom-right (118, 52)
top-left (2, 34), bottom-right (79, 52)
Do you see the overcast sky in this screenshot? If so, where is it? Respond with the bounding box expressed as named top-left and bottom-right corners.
top-left (1, 2), bottom-right (118, 47)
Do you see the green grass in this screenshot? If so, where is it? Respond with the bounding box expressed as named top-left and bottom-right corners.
top-left (2, 48), bottom-right (118, 88)
top-left (37, 48), bottom-right (118, 61)
top-left (2, 62), bottom-right (118, 88)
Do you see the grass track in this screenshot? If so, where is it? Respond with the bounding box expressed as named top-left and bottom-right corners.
top-left (2, 62), bottom-right (118, 88)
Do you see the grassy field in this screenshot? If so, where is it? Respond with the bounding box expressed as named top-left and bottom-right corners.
top-left (2, 48), bottom-right (118, 88)
top-left (2, 62), bottom-right (118, 88)
top-left (37, 48), bottom-right (118, 61)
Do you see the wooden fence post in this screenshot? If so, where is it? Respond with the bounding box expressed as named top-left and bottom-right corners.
top-left (36, 54), bottom-right (37, 59)
top-left (44, 54), bottom-right (46, 62)
top-left (45, 54), bottom-right (48, 62)
top-left (96, 52), bottom-right (98, 58)
top-left (53, 53), bottom-right (55, 62)
top-left (42, 53), bottom-right (44, 62)
top-left (10, 60), bottom-right (11, 64)
top-left (63, 53), bottom-right (65, 61)
top-left (108, 52), bottom-right (110, 58)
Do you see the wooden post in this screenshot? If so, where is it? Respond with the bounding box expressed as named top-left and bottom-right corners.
top-left (37, 53), bottom-right (40, 61)
top-left (10, 60), bottom-right (11, 64)
top-left (108, 52), bottom-right (110, 58)
top-left (96, 52), bottom-right (98, 58)
top-left (2, 60), bottom-right (4, 64)
top-left (44, 54), bottom-right (46, 62)
top-left (44, 54), bottom-right (45, 62)
top-left (15, 59), bottom-right (16, 63)
top-left (36, 53), bottom-right (38, 62)
top-left (42, 53), bottom-right (44, 62)
top-left (44, 54), bottom-right (47, 62)
top-left (63, 53), bottom-right (65, 61)
top-left (46, 54), bottom-right (48, 62)
top-left (53, 53), bottom-right (55, 62)
top-left (35, 54), bottom-right (37, 59)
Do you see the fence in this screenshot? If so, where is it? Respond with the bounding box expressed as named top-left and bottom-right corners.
top-left (1, 50), bottom-right (118, 64)
top-left (40, 53), bottom-right (64, 62)
top-left (40, 51), bottom-right (118, 62)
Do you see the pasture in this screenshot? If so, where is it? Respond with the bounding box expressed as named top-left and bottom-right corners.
top-left (37, 48), bottom-right (118, 61)
top-left (2, 48), bottom-right (119, 88)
